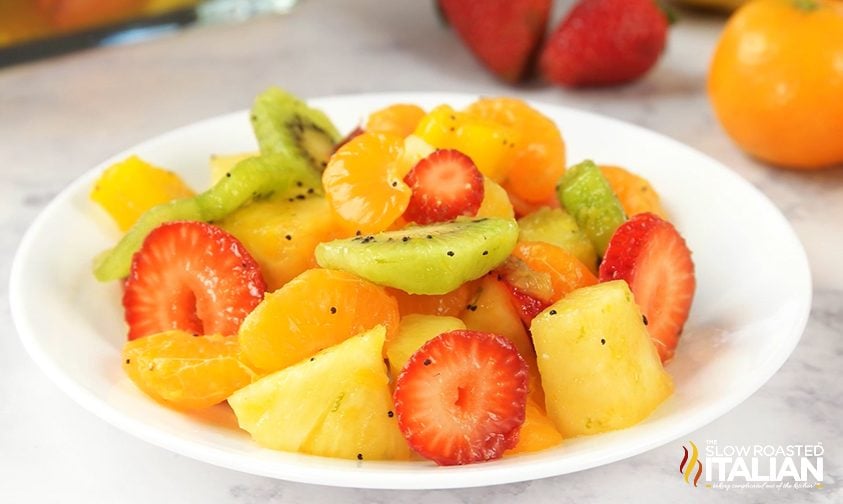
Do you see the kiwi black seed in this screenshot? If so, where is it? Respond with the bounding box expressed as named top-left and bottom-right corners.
top-left (314, 217), bottom-right (519, 295)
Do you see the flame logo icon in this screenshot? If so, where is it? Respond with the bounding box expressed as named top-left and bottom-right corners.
top-left (679, 441), bottom-right (703, 487)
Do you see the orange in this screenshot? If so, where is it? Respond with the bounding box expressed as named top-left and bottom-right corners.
top-left (388, 281), bottom-right (477, 318)
top-left (238, 268), bottom-right (400, 373)
top-left (511, 241), bottom-right (597, 303)
top-left (122, 330), bottom-right (256, 410)
top-left (708, 0), bottom-right (843, 169)
top-left (600, 165), bottom-right (666, 218)
top-left (365, 104), bottom-right (426, 138)
top-left (322, 133), bottom-right (412, 234)
top-left (465, 97), bottom-right (566, 203)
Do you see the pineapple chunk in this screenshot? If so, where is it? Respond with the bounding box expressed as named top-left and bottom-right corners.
top-left (218, 195), bottom-right (338, 291)
top-left (386, 314), bottom-right (465, 377)
top-left (462, 275), bottom-right (544, 405)
top-left (476, 177), bottom-right (515, 220)
top-left (228, 326), bottom-right (411, 460)
top-left (90, 155), bottom-right (194, 231)
top-left (396, 135), bottom-right (435, 177)
top-left (461, 276), bottom-right (535, 365)
top-left (531, 280), bottom-right (673, 437)
top-left (413, 105), bottom-right (517, 182)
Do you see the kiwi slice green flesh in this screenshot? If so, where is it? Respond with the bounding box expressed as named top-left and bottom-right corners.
top-left (251, 87), bottom-right (341, 174)
top-left (92, 197), bottom-right (202, 282)
top-left (315, 217), bottom-right (519, 295)
top-left (195, 154), bottom-right (321, 217)
top-left (518, 207), bottom-right (598, 273)
top-left (93, 154), bottom-right (321, 282)
top-left (557, 160), bottom-right (626, 257)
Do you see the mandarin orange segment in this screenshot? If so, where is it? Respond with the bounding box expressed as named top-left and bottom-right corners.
top-left (122, 330), bottom-right (257, 410)
top-left (517, 207), bottom-right (598, 274)
top-left (365, 104), bottom-right (427, 138)
top-left (600, 165), bottom-right (666, 219)
top-left (511, 241), bottom-right (598, 303)
top-left (387, 281), bottom-right (478, 318)
top-left (238, 268), bottom-right (400, 373)
top-left (507, 399), bottom-right (563, 454)
top-left (465, 97), bottom-right (566, 203)
top-left (322, 132), bottom-right (412, 234)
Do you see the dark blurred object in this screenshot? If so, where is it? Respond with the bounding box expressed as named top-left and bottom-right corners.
top-left (0, 0), bottom-right (196, 66)
top-left (438, 0), bottom-right (551, 83)
top-left (0, 0), bottom-right (295, 67)
top-left (672, 0), bottom-right (744, 11)
top-left (34, 0), bottom-right (150, 30)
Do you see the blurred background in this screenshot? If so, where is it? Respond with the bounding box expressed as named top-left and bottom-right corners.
top-left (0, 0), bottom-right (299, 66)
top-left (0, 0), bottom-right (739, 67)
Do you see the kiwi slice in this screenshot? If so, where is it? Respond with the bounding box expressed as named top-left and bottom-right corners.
top-left (556, 160), bottom-right (626, 257)
top-left (251, 87), bottom-right (341, 174)
top-left (518, 207), bottom-right (598, 273)
top-left (195, 154), bottom-right (321, 216)
top-left (315, 217), bottom-right (519, 295)
top-left (93, 154), bottom-right (321, 282)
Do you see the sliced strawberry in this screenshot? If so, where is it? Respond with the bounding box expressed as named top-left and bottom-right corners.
top-left (599, 213), bottom-right (695, 362)
top-left (123, 221), bottom-right (266, 340)
top-left (393, 330), bottom-right (529, 466)
top-left (504, 283), bottom-right (551, 327)
top-left (402, 149), bottom-right (484, 225)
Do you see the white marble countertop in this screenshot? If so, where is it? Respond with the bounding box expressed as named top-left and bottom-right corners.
top-left (1, 0), bottom-right (841, 502)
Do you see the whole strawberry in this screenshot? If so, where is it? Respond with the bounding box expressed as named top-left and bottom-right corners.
top-left (439, 0), bottom-right (552, 83)
top-left (539, 0), bottom-right (669, 87)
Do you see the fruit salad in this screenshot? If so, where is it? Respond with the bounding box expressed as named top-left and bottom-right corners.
top-left (90, 88), bottom-right (695, 466)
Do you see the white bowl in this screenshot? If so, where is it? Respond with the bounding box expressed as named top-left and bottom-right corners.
top-left (9, 92), bottom-right (811, 489)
